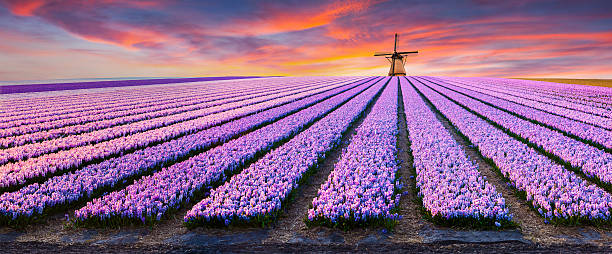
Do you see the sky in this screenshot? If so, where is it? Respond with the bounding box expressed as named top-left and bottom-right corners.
top-left (0, 0), bottom-right (610, 81)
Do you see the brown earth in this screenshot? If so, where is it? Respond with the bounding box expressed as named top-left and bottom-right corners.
top-left (513, 78), bottom-right (612, 88)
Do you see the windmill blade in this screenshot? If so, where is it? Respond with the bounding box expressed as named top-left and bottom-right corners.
top-left (394, 33), bottom-right (398, 52)
top-left (374, 52), bottom-right (393, 56)
top-left (397, 51), bottom-right (418, 54)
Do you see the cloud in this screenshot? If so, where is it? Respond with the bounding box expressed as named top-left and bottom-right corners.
top-left (221, 0), bottom-right (384, 36)
top-left (0, 0), bottom-right (610, 80)
top-left (7, 0), bottom-right (44, 16)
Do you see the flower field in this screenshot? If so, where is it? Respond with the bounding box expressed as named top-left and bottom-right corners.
top-left (0, 76), bottom-right (610, 232)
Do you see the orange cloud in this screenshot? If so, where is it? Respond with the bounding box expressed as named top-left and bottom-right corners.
top-left (7, 0), bottom-right (44, 16)
top-left (224, 0), bottom-right (384, 36)
top-left (73, 27), bottom-right (172, 50)
top-left (499, 32), bottom-right (612, 43)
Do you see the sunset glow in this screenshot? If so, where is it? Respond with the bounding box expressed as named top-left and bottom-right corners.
top-left (0, 0), bottom-right (610, 81)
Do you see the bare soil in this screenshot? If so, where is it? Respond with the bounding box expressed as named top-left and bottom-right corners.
top-left (514, 78), bottom-right (612, 88)
top-left (262, 78), bottom-right (383, 245)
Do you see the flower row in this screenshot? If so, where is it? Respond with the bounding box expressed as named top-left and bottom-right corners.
top-left (0, 79), bottom-right (366, 190)
top-left (2, 85), bottom-right (212, 124)
top-left (1, 77), bottom-right (242, 119)
top-left (417, 77), bottom-right (612, 189)
top-left (1, 77), bottom-right (335, 116)
top-left (464, 77), bottom-right (612, 108)
top-left (412, 77), bottom-right (612, 224)
top-left (0, 79), bottom-right (349, 147)
top-left (72, 77), bottom-right (385, 226)
top-left (0, 77), bottom-right (373, 224)
top-left (2, 76), bottom-right (266, 106)
top-left (426, 77), bottom-right (612, 150)
top-left (402, 78), bottom-right (511, 226)
top-left (506, 78), bottom-right (612, 107)
top-left (182, 78), bottom-right (389, 227)
top-left (458, 77), bottom-right (611, 112)
top-left (435, 78), bottom-right (611, 130)
top-left (307, 78), bottom-right (401, 227)
top-left (0, 78), bottom-right (334, 135)
top-left (440, 78), bottom-right (609, 118)
top-left (0, 81), bottom-right (345, 165)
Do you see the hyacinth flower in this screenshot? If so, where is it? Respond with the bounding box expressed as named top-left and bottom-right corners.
top-left (308, 78), bottom-right (402, 229)
top-left (425, 77), bottom-right (612, 150)
top-left (399, 77), bottom-right (512, 227)
top-left (450, 77), bottom-right (612, 110)
top-left (411, 77), bottom-right (612, 225)
top-left (0, 79), bottom-right (350, 165)
top-left (0, 77), bottom-right (350, 137)
top-left (1, 78), bottom-right (267, 129)
top-left (434, 77), bottom-right (611, 125)
top-left (72, 78), bottom-right (383, 227)
top-left (1, 76), bottom-right (345, 123)
top-left (183, 78), bottom-right (390, 227)
top-left (0, 78), bottom-right (371, 226)
top-left (0, 78), bottom-right (350, 148)
top-left (0, 78), bottom-right (362, 192)
top-left (417, 77), bottom-right (612, 191)
top-left (447, 77), bottom-right (610, 117)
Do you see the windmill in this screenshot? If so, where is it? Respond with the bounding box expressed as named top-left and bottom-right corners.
top-left (374, 33), bottom-right (418, 76)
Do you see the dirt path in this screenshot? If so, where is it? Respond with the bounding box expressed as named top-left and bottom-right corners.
top-left (2, 240), bottom-right (612, 253)
top-left (515, 78), bottom-right (612, 88)
top-left (263, 77), bottom-right (391, 245)
top-left (388, 82), bottom-right (426, 243)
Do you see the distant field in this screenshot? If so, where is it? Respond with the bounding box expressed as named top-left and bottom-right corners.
top-left (0, 76), bottom-right (262, 94)
top-left (515, 78), bottom-right (612, 88)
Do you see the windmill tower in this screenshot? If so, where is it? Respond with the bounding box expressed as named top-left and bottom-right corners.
top-left (374, 33), bottom-right (418, 76)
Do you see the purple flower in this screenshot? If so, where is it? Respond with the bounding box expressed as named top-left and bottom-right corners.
top-left (410, 76), bottom-right (612, 223)
top-left (307, 82), bottom-right (400, 225)
top-left (0, 77), bottom-right (369, 223)
top-left (399, 77), bottom-right (511, 224)
top-left (184, 77), bottom-right (389, 226)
